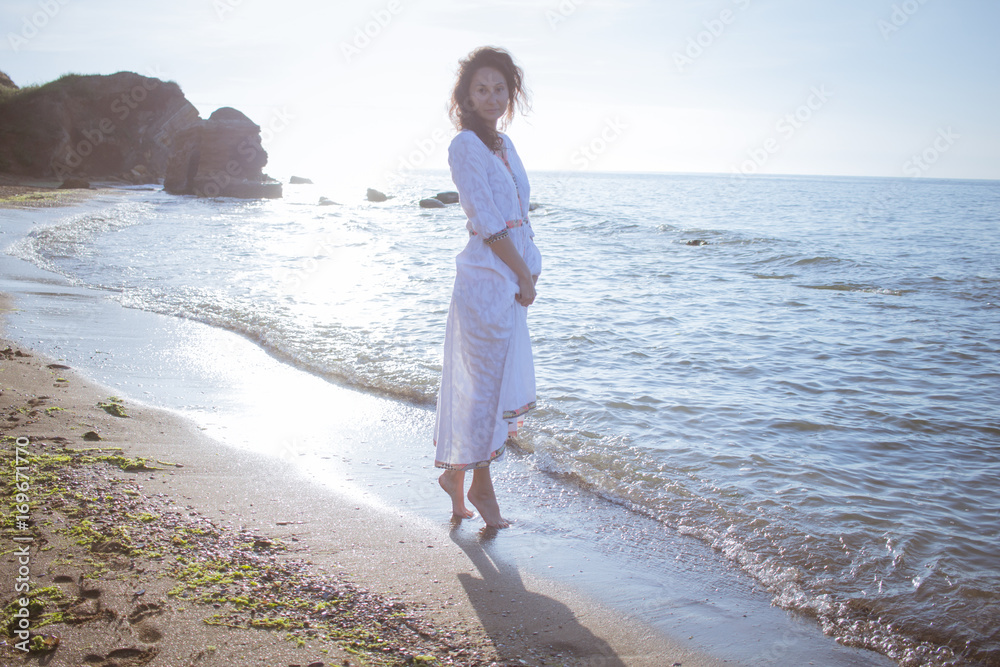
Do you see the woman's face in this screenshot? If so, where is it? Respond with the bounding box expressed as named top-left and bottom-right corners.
top-left (467, 66), bottom-right (509, 126)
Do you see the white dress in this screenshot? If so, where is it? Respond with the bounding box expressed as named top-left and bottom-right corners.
top-left (434, 129), bottom-right (542, 470)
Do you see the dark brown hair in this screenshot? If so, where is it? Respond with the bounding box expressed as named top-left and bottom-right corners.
top-left (449, 46), bottom-right (529, 152)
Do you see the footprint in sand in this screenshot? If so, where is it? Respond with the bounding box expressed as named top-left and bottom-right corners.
top-left (61, 577), bottom-right (109, 624)
top-left (134, 623), bottom-right (163, 643)
top-left (79, 585), bottom-right (102, 599)
top-left (127, 601), bottom-right (165, 624)
top-left (128, 601), bottom-right (166, 644)
top-left (83, 646), bottom-right (158, 666)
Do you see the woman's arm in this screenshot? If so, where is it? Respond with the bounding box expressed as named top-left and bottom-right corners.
top-left (488, 236), bottom-right (536, 307)
top-left (448, 133), bottom-right (509, 238)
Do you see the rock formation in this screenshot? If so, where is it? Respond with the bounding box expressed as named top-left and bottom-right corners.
top-left (163, 107), bottom-right (281, 198)
top-left (0, 71), bottom-right (197, 183)
top-left (0, 70), bottom-right (281, 198)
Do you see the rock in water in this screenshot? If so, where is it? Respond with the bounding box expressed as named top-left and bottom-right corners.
top-left (290, 175), bottom-right (313, 184)
top-left (163, 107), bottom-right (281, 198)
top-left (420, 198), bottom-right (445, 208)
top-left (435, 191), bottom-right (459, 204)
top-left (367, 188), bottom-right (388, 202)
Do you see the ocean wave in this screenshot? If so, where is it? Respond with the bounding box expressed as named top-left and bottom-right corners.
top-left (798, 282), bottom-right (907, 295)
top-left (522, 400), bottom-right (996, 666)
top-left (7, 202), bottom-right (152, 277)
top-left (117, 287), bottom-right (440, 406)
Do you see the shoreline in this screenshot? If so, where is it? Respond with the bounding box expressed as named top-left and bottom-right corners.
top-left (0, 175), bottom-right (98, 209)
top-left (0, 179), bottom-right (900, 666)
top-left (0, 334), bottom-right (717, 666)
top-left (0, 172), bottom-right (721, 664)
top-left (1, 178), bottom-right (694, 665)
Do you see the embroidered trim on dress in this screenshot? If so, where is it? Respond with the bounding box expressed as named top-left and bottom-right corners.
top-left (469, 218), bottom-right (526, 238)
top-left (434, 441), bottom-right (506, 470)
top-left (484, 229), bottom-right (509, 245)
top-left (503, 400), bottom-right (536, 420)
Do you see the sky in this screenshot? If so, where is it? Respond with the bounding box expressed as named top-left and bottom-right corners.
top-left (2, 0), bottom-right (998, 187)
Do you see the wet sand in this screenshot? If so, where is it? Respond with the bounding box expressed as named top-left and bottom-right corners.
top-left (0, 326), bottom-right (721, 666)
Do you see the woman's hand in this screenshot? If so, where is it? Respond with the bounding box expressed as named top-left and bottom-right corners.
top-left (516, 273), bottom-right (536, 307)
top-left (485, 236), bottom-right (537, 307)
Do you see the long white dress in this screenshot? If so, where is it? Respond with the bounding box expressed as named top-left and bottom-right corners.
top-left (434, 129), bottom-right (542, 470)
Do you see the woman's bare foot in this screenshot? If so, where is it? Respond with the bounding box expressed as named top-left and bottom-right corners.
top-left (468, 468), bottom-right (510, 528)
top-left (439, 470), bottom-right (474, 519)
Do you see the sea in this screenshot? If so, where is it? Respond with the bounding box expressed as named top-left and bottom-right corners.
top-left (3, 170), bottom-right (999, 665)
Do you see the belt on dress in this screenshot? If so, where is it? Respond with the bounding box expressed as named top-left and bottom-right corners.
top-left (469, 218), bottom-right (526, 243)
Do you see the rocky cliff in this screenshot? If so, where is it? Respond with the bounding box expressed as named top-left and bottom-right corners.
top-left (0, 70), bottom-right (280, 198)
top-left (163, 107), bottom-right (280, 198)
top-left (0, 71), bottom-right (196, 182)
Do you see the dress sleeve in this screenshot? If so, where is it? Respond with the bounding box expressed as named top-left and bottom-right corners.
top-left (448, 132), bottom-right (508, 240)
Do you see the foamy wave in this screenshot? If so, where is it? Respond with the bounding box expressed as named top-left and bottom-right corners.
top-left (7, 202), bottom-right (151, 278)
top-left (524, 425), bottom-right (975, 666)
top-left (116, 286), bottom-right (438, 406)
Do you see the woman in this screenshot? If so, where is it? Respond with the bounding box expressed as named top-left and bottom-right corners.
top-left (434, 47), bottom-right (540, 529)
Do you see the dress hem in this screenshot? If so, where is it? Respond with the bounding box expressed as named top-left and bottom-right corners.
top-left (503, 400), bottom-right (536, 420)
top-left (434, 441), bottom-right (506, 471)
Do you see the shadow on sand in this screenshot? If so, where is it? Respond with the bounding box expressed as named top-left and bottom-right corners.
top-left (450, 522), bottom-right (626, 666)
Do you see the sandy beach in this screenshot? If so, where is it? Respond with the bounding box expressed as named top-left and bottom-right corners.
top-left (0, 187), bottom-right (723, 667)
top-left (0, 336), bottom-right (721, 667)
top-left (0, 175), bottom-right (96, 209)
